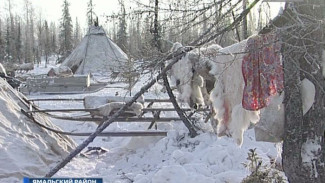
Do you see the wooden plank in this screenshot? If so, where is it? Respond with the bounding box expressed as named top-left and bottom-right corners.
top-left (27, 107), bottom-right (209, 113)
top-left (115, 117), bottom-right (183, 122)
top-left (26, 108), bottom-right (97, 113)
top-left (28, 98), bottom-right (171, 103)
top-left (51, 116), bottom-right (184, 122)
top-left (29, 98), bottom-right (84, 102)
top-left (79, 131), bottom-right (167, 137)
top-left (142, 108), bottom-right (209, 112)
top-left (145, 99), bottom-right (171, 102)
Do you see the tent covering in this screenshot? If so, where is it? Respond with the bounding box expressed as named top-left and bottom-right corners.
top-left (0, 78), bottom-right (76, 181)
top-left (59, 26), bottom-right (128, 75)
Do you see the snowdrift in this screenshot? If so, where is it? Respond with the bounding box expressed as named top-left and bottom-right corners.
top-left (0, 78), bottom-right (76, 181)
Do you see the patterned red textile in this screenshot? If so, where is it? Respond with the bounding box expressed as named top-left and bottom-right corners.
top-left (242, 32), bottom-right (283, 111)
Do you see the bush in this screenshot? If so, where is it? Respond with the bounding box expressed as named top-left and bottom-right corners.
top-left (242, 148), bottom-right (285, 183)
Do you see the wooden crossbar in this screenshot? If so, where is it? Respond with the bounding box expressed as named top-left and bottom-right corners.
top-left (26, 108), bottom-right (209, 113)
top-left (28, 98), bottom-right (84, 102)
top-left (145, 99), bottom-right (171, 103)
top-left (28, 98), bottom-right (171, 103)
top-left (26, 108), bottom-right (97, 113)
top-left (142, 108), bottom-right (209, 112)
top-left (55, 116), bottom-right (184, 122)
top-left (79, 131), bottom-right (167, 137)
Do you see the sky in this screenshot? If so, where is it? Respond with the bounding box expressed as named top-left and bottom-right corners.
top-left (0, 0), bottom-right (121, 28)
top-left (0, 0), bottom-right (284, 31)
top-left (31, 0), bottom-right (120, 27)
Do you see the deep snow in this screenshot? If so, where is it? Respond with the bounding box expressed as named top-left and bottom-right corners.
top-left (2, 58), bottom-right (286, 183)
top-left (0, 77), bottom-right (75, 182)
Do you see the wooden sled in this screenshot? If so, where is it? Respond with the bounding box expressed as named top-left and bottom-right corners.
top-left (27, 96), bottom-right (211, 131)
top-left (20, 75), bottom-right (108, 95)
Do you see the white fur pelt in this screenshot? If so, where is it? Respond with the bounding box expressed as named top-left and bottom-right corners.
top-left (190, 72), bottom-right (205, 108)
top-left (209, 39), bottom-right (262, 146)
top-left (84, 96), bottom-right (108, 117)
top-left (198, 44), bottom-right (223, 58)
top-left (170, 53), bottom-right (194, 104)
top-left (209, 39), bottom-right (316, 146)
top-left (84, 95), bottom-right (145, 117)
top-left (98, 102), bottom-right (143, 117)
top-left (169, 42), bottom-right (222, 108)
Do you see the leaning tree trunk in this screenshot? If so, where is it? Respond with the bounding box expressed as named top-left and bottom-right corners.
top-left (281, 1), bottom-right (325, 182)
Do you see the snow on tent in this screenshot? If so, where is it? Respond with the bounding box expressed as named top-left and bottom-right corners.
top-left (59, 26), bottom-right (128, 76)
top-left (0, 78), bottom-right (76, 181)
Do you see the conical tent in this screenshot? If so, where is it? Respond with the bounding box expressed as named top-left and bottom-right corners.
top-left (60, 26), bottom-right (128, 75)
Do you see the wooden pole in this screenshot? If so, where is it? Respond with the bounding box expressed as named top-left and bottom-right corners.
top-left (162, 73), bottom-right (198, 137)
top-left (45, 47), bottom-right (193, 177)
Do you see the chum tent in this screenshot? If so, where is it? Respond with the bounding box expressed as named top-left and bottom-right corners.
top-left (59, 26), bottom-right (128, 75)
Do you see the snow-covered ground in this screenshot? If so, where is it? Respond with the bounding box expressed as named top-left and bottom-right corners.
top-left (13, 58), bottom-right (286, 183)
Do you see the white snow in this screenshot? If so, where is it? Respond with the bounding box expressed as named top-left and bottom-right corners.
top-left (301, 137), bottom-right (322, 178)
top-left (0, 77), bottom-right (75, 182)
top-left (0, 57), bottom-right (288, 183)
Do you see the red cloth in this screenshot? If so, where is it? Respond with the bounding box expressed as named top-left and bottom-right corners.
top-left (242, 32), bottom-right (283, 111)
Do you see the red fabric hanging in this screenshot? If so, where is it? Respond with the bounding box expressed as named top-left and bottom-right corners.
top-left (242, 32), bottom-right (284, 111)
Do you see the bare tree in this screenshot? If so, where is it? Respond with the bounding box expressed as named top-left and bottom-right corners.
top-left (116, 0), bottom-right (128, 53)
